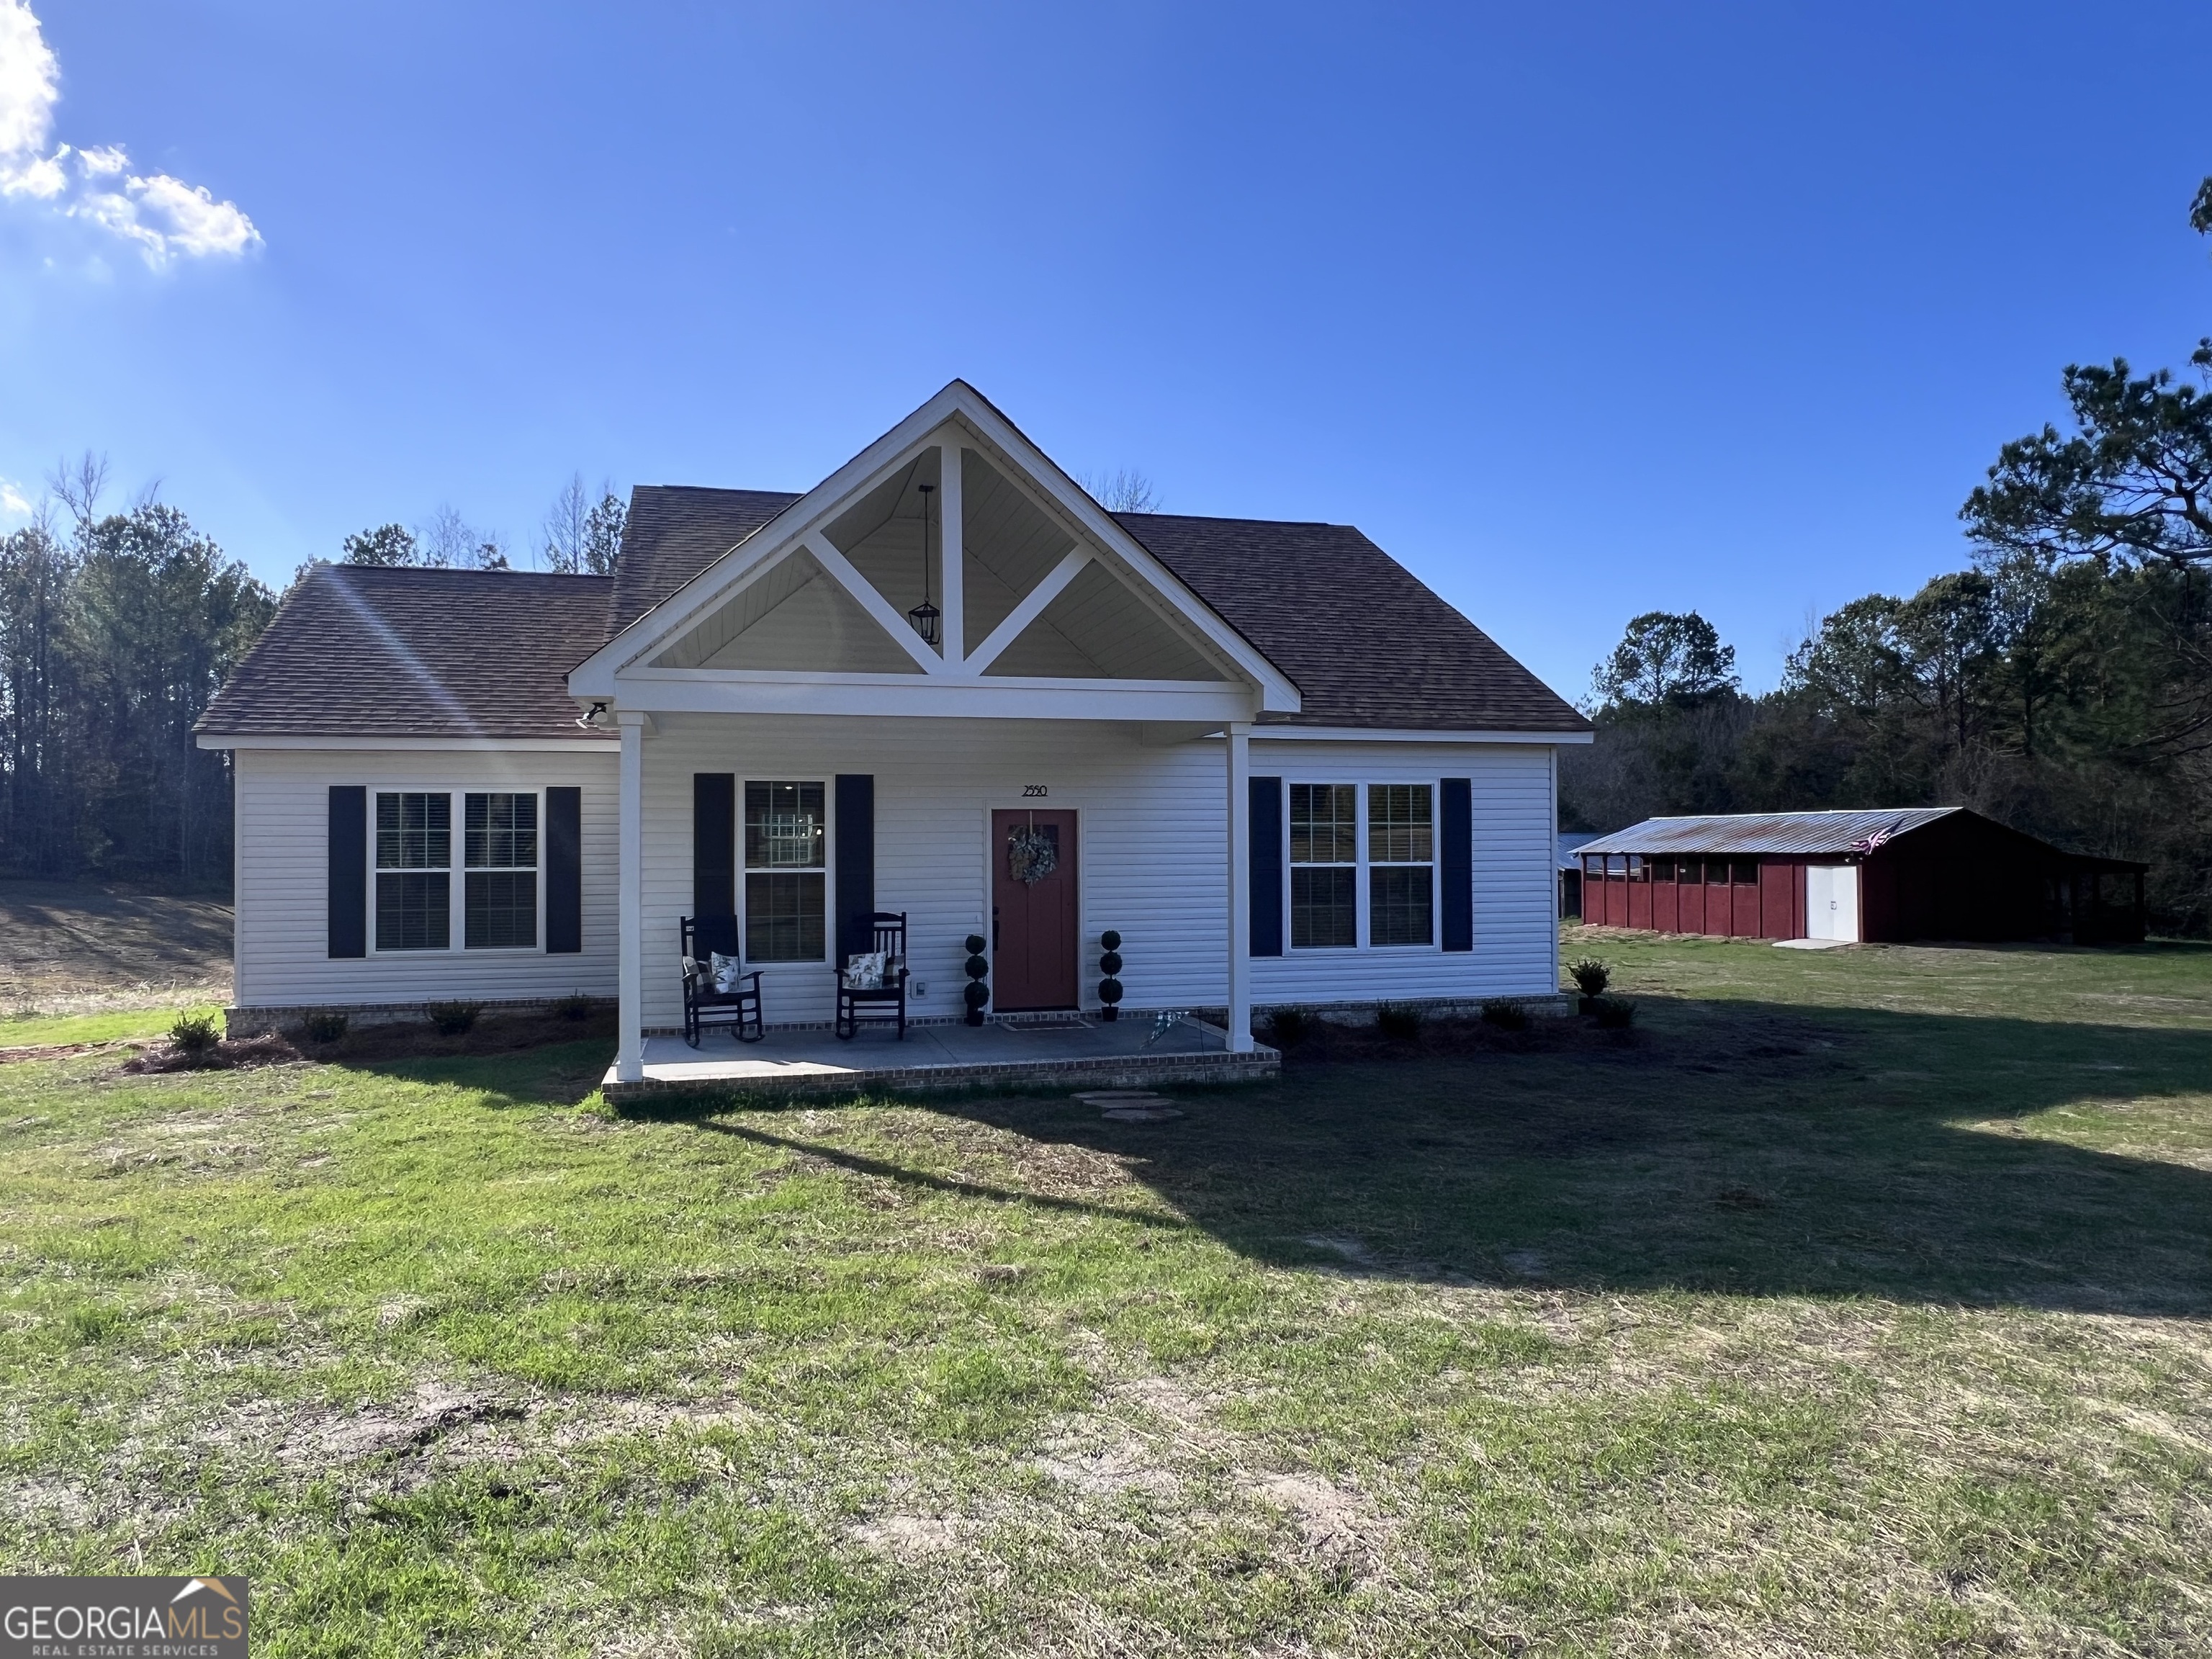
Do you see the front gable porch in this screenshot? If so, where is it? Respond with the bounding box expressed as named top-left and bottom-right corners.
top-left (577, 384), bottom-right (1291, 1083)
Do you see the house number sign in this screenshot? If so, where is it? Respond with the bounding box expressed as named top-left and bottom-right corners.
top-left (1021, 784), bottom-right (1048, 798)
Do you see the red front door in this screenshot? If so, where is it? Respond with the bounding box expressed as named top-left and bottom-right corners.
top-left (992, 809), bottom-right (1079, 1011)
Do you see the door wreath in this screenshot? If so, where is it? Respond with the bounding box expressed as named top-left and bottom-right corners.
top-left (1006, 823), bottom-right (1058, 885)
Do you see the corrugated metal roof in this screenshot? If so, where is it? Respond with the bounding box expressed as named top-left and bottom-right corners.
top-left (1558, 831), bottom-right (1602, 870)
top-left (1576, 808), bottom-right (1960, 858)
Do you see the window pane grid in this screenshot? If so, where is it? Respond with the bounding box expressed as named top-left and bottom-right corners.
top-left (376, 792), bottom-right (449, 869)
top-left (462, 792), bottom-right (537, 948)
top-left (465, 792), bottom-right (537, 871)
top-left (744, 781), bottom-right (826, 961)
top-left (1289, 783), bottom-right (1357, 948)
top-left (466, 871), bottom-right (536, 950)
top-left (745, 781), bottom-right (824, 870)
top-left (1367, 784), bottom-right (1434, 864)
top-left (1289, 783), bottom-right (1356, 866)
top-left (746, 873), bottom-right (825, 963)
top-left (375, 872), bottom-right (449, 950)
top-left (1370, 866), bottom-right (1434, 947)
top-left (1367, 783), bottom-right (1435, 946)
top-left (1290, 868), bottom-right (1357, 949)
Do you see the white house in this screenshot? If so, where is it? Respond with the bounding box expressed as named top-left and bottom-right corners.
top-left (197, 382), bottom-right (1591, 1082)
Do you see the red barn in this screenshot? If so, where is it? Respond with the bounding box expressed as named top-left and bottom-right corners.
top-left (1575, 808), bottom-right (2146, 945)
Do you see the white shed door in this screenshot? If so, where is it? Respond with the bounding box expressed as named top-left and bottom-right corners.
top-left (1806, 864), bottom-right (1860, 942)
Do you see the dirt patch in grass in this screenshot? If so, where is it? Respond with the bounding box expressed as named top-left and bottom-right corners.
top-left (0, 876), bottom-right (232, 1010)
top-left (117, 1008), bottom-right (616, 1074)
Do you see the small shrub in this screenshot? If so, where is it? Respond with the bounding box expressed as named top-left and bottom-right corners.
top-left (168, 1011), bottom-right (220, 1053)
top-left (1375, 1002), bottom-right (1424, 1041)
top-left (300, 1008), bottom-right (349, 1043)
top-left (1479, 998), bottom-right (1530, 1032)
top-left (552, 993), bottom-right (593, 1022)
top-left (1592, 995), bottom-right (1636, 1030)
top-left (1268, 1007), bottom-right (1313, 1048)
top-left (425, 1001), bottom-right (482, 1036)
top-left (1568, 958), bottom-right (1611, 999)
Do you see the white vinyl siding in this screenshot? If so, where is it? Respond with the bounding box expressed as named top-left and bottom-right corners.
top-left (228, 729), bottom-right (1558, 1022)
top-left (230, 748), bottom-right (618, 1009)
top-left (634, 717), bottom-right (1560, 1030)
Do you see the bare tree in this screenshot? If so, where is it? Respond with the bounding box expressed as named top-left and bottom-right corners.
top-left (542, 475), bottom-right (626, 575)
top-left (1081, 469), bottom-right (1161, 514)
top-left (47, 452), bottom-right (109, 529)
top-left (416, 505), bottom-right (508, 570)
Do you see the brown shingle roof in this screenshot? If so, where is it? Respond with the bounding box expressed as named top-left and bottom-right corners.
top-left (1116, 512), bottom-right (1586, 732)
top-left (196, 563), bottom-right (616, 740)
top-left (202, 490), bottom-right (1586, 739)
top-left (608, 486), bottom-right (799, 634)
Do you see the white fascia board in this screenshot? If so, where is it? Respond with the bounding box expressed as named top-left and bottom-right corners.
top-left (607, 672), bottom-right (1256, 723)
top-left (570, 389), bottom-right (981, 693)
top-left (946, 392), bottom-right (1303, 711)
top-left (567, 535), bottom-right (806, 696)
top-left (1251, 726), bottom-right (1595, 745)
top-left (572, 382), bottom-right (1303, 713)
top-left (199, 734), bottom-right (620, 752)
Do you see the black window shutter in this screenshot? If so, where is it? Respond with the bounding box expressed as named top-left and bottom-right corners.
top-left (544, 786), bottom-right (583, 953)
top-left (1440, 777), bottom-right (1473, 951)
top-left (693, 774), bottom-right (735, 917)
top-left (1249, 775), bottom-right (1283, 957)
top-left (835, 774), bottom-right (874, 961)
top-left (328, 786), bottom-right (367, 958)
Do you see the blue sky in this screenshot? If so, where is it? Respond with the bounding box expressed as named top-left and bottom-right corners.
top-left (1, 2), bottom-right (2206, 701)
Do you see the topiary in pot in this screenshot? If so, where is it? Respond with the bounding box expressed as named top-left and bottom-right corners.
top-left (1097, 930), bottom-right (1123, 1021)
top-left (963, 934), bottom-right (989, 1026)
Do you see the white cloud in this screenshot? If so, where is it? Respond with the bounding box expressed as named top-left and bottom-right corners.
top-left (0, 0), bottom-right (258, 266)
top-left (0, 478), bottom-right (31, 519)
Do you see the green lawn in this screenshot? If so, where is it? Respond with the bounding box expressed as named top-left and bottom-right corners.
top-left (3, 933), bottom-right (2209, 1656)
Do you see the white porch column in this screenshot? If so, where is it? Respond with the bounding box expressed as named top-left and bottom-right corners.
top-left (939, 439), bottom-right (965, 666)
top-left (1225, 721), bottom-right (1252, 1053)
top-left (615, 711), bottom-right (647, 1083)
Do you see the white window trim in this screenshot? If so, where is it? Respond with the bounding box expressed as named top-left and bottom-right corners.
top-left (739, 775), bottom-right (834, 967)
top-left (1285, 778), bottom-right (1443, 954)
top-left (1365, 781), bottom-right (1441, 952)
top-left (461, 788), bottom-right (546, 954)
top-left (366, 786), bottom-right (547, 957)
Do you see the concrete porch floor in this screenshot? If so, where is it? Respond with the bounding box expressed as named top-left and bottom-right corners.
top-left (600, 1014), bottom-right (1279, 1102)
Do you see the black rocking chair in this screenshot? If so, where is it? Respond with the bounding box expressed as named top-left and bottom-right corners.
top-left (680, 914), bottom-right (763, 1046)
top-left (834, 911), bottom-right (909, 1040)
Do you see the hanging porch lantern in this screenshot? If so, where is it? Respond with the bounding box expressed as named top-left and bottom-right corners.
top-left (908, 482), bottom-right (940, 647)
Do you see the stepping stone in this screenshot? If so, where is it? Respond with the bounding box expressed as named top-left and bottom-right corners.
top-left (1075, 1088), bottom-right (1184, 1123)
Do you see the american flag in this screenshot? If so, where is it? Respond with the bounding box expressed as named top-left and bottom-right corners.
top-left (1846, 818), bottom-right (1906, 855)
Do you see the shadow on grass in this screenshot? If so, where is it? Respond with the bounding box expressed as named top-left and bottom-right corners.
top-left (332, 1036), bottom-right (616, 1110)
top-left (884, 998), bottom-right (2212, 1314)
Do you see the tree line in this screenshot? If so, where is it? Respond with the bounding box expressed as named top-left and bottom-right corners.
top-left (0, 459), bottom-right (276, 888)
top-left (1563, 179), bottom-right (2212, 933)
top-left (0, 468), bottom-right (629, 889)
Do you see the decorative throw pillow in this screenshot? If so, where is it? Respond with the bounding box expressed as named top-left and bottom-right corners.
top-left (710, 951), bottom-right (745, 992)
top-left (844, 950), bottom-right (886, 990)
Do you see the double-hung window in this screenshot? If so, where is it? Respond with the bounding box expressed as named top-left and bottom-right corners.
top-left (745, 781), bottom-right (826, 962)
top-left (1288, 781), bottom-right (1439, 949)
top-left (1290, 783), bottom-right (1358, 948)
top-left (465, 792), bottom-right (537, 948)
top-left (1367, 784), bottom-right (1435, 946)
top-left (376, 792), bottom-right (450, 950)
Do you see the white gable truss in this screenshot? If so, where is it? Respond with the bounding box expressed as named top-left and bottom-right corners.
top-left (569, 382), bottom-right (1300, 724)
